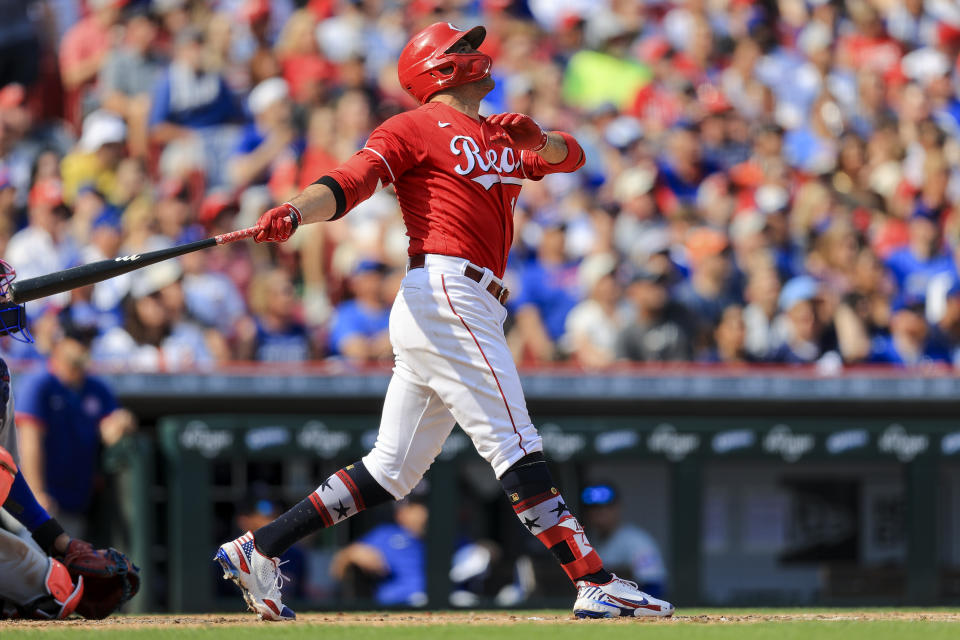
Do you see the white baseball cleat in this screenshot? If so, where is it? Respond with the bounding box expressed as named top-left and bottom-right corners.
top-left (573, 574), bottom-right (674, 619)
top-left (213, 531), bottom-right (295, 621)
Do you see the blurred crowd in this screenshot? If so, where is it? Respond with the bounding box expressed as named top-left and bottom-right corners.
top-left (2, 0), bottom-right (960, 371)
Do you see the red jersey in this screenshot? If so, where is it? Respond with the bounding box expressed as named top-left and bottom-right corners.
top-left (327, 102), bottom-right (584, 278)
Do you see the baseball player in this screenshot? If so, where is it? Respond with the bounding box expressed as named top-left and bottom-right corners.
top-left (215, 22), bottom-right (675, 621)
top-left (0, 261), bottom-right (139, 619)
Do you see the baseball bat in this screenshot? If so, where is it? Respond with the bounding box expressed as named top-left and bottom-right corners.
top-left (9, 218), bottom-right (292, 304)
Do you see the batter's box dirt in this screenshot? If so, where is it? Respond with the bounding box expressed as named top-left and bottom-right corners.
top-left (4, 610), bottom-right (960, 630)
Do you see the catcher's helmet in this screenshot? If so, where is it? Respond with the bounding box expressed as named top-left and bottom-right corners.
top-left (398, 22), bottom-right (491, 104)
top-left (0, 260), bottom-right (32, 344)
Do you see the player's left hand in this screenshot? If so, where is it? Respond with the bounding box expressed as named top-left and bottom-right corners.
top-left (484, 113), bottom-right (548, 151)
top-left (255, 203), bottom-right (302, 243)
top-left (62, 539), bottom-right (140, 619)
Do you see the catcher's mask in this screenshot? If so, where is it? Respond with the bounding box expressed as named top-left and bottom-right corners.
top-left (0, 260), bottom-right (32, 344)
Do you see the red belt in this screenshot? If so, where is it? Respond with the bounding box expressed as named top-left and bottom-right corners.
top-left (408, 254), bottom-right (510, 305)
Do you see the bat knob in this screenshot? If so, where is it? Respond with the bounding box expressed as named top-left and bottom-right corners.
top-left (289, 211), bottom-right (300, 231)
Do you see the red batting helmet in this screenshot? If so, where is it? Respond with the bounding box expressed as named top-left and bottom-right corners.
top-left (398, 22), bottom-right (491, 104)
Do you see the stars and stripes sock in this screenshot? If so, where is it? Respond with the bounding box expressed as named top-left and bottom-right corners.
top-left (500, 452), bottom-right (611, 584)
top-left (253, 460), bottom-right (393, 558)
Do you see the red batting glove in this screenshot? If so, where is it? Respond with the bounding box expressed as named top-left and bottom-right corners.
top-left (484, 113), bottom-right (548, 151)
top-left (254, 202), bottom-right (302, 243)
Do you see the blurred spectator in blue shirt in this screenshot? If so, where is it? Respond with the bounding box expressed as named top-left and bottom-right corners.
top-left (868, 298), bottom-right (950, 366)
top-left (932, 282), bottom-right (960, 367)
top-left (236, 268), bottom-right (310, 362)
top-left (327, 260), bottom-right (391, 363)
top-left (149, 27), bottom-right (240, 186)
top-left (656, 126), bottom-right (720, 212)
top-left (783, 92), bottom-right (842, 174)
top-left (675, 227), bottom-right (740, 343)
top-left (180, 218), bottom-right (246, 335)
top-left (885, 204), bottom-right (952, 305)
top-left (15, 318), bottom-right (136, 537)
top-left (510, 219), bottom-right (581, 363)
top-left (149, 28), bottom-right (238, 133)
top-left (229, 77), bottom-right (304, 189)
top-left (768, 275), bottom-right (837, 364)
top-left (331, 492), bottom-right (428, 607)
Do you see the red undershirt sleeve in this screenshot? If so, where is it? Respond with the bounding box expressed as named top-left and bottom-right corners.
top-left (520, 131), bottom-right (586, 180)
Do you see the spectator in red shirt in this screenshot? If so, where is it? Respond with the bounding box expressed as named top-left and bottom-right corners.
top-left (275, 9), bottom-right (336, 106)
top-left (59, 0), bottom-right (123, 127)
top-left (837, 2), bottom-right (902, 79)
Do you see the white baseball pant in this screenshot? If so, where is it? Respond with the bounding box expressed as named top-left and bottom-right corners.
top-left (363, 254), bottom-right (543, 498)
top-left (0, 527), bottom-right (51, 606)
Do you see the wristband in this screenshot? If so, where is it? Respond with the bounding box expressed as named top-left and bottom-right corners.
top-left (284, 202), bottom-right (303, 229)
top-left (32, 517), bottom-right (66, 555)
top-left (532, 130), bottom-right (548, 152)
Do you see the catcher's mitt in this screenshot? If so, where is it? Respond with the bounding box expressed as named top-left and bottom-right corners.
top-left (62, 539), bottom-right (140, 619)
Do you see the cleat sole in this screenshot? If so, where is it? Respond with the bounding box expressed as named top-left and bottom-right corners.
top-left (574, 610), bottom-right (611, 619)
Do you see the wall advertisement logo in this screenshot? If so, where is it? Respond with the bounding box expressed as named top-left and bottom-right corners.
top-left (711, 429), bottom-right (756, 454)
top-left (763, 424), bottom-right (815, 462)
top-left (647, 424), bottom-right (700, 462)
top-left (179, 420), bottom-right (234, 458)
top-left (595, 429), bottom-right (640, 454)
top-left (942, 432), bottom-right (960, 456)
top-left (297, 421), bottom-right (351, 458)
top-left (540, 424), bottom-right (587, 461)
top-left (245, 426), bottom-right (291, 451)
top-left (826, 429), bottom-right (870, 454)
top-left (878, 424), bottom-right (929, 462)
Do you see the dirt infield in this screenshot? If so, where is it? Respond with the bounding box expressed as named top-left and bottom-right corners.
top-left (4, 610), bottom-right (960, 630)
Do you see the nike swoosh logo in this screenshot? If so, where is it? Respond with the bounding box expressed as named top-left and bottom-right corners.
top-left (438, 121), bottom-right (451, 128)
top-left (607, 594), bottom-right (649, 608)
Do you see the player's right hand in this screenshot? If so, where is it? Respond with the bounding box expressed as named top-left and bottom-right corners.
top-left (255, 203), bottom-right (302, 243)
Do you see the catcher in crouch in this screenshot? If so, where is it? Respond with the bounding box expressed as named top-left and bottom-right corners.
top-left (0, 261), bottom-right (139, 619)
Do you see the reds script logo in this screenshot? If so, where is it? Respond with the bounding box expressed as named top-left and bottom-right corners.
top-left (449, 135), bottom-right (524, 190)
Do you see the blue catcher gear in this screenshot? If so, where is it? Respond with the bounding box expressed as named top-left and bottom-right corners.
top-left (0, 260), bottom-right (32, 344)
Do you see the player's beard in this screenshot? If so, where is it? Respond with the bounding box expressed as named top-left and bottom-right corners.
top-left (456, 74), bottom-right (495, 104)
top-left (475, 74), bottom-right (496, 97)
